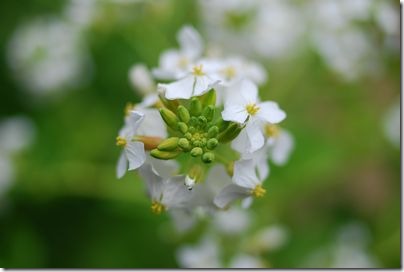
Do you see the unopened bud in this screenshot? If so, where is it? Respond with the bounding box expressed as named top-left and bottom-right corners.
top-left (198, 116), bottom-right (208, 126)
top-left (160, 108), bottom-right (179, 130)
top-left (207, 126), bottom-right (219, 138)
top-left (151, 149), bottom-right (181, 160)
top-left (190, 98), bottom-right (202, 116)
top-left (203, 105), bottom-right (215, 121)
top-left (200, 89), bottom-right (216, 107)
top-left (177, 106), bottom-right (191, 123)
top-left (190, 147), bottom-right (203, 157)
top-left (158, 93), bottom-right (179, 112)
top-left (178, 138), bottom-right (191, 151)
top-left (134, 136), bottom-right (162, 150)
top-left (217, 122), bottom-right (245, 143)
top-left (207, 138), bottom-right (218, 150)
top-left (202, 152), bottom-right (215, 163)
top-left (157, 137), bottom-right (179, 151)
top-left (178, 122), bottom-right (188, 134)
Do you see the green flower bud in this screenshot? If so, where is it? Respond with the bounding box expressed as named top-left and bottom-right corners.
top-left (216, 119), bottom-right (230, 132)
top-left (190, 147), bottom-right (203, 157)
top-left (178, 122), bottom-right (188, 134)
top-left (207, 126), bottom-right (219, 138)
top-left (198, 116), bottom-right (208, 126)
top-left (189, 126), bottom-right (196, 133)
top-left (178, 138), bottom-right (191, 151)
top-left (190, 98), bottom-right (202, 116)
top-left (157, 137), bottom-right (179, 151)
top-left (160, 108), bottom-right (179, 130)
top-left (203, 105), bottom-right (215, 122)
top-left (193, 140), bottom-right (201, 147)
top-left (177, 106), bottom-right (190, 123)
top-left (217, 122), bottom-right (245, 143)
top-left (202, 152), bottom-right (215, 163)
top-left (158, 93), bottom-right (179, 112)
top-left (151, 149), bottom-right (181, 160)
top-left (185, 132), bottom-right (192, 140)
top-left (207, 138), bottom-right (218, 150)
top-left (200, 89), bottom-right (216, 107)
top-left (189, 117), bottom-right (198, 127)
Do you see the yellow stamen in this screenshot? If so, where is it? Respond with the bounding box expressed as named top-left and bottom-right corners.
top-left (151, 201), bottom-right (166, 214)
top-left (251, 184), bottom-right (266, 198)
top-left (222, 66), bottom-right (236, 79)
top-left (246, 103), bottom-right (260, 116)
top-left (192, 65), bottom-right (205, 76)
top-left (116, 136), bottom-right (127, 147)
top-left (264, 124), bottom-right (280, 138)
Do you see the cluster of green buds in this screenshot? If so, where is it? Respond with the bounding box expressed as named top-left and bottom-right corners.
top-left (151, 90), bottom-right (244, 165)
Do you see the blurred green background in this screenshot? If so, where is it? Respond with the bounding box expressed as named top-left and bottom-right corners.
top-left (0, 0), bottom-right (400, 268)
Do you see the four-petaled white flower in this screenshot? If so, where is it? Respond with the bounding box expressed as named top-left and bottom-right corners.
top-left (222, 79), bottom-right (286, 154)
top-left (116, 111), bottom-right (146, 179)
top-left (152, 25), bottom-right (204, 80)
top-left (139, 164), bottom-right (193, 214)
top-left (214, 159), bottom-right (266, 209)
top-left (158, 63), bottom-right (220, 100)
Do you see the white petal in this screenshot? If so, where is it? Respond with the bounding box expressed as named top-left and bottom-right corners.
top-left (160, 76), bottom-right (195, 100)
top-left (128, 64), bottom-right (154, 95)
top-left (214, 184), bottom-right (251, 209)
top-left (257, 101), bottom-right (286, 124)
top-left (193, 76), bottom-right (219, 97)
top-left (138, 164), bottom-right (165, 200)
top-left (148, 156), bottom-right (179, 179)
top-left (233, 159), bottom-right (261, 188)
top-left (239, 79), bottom-right (259, 104)
top-left (136, 108), bottom-right (167, 138)
top-left (177, 25), bottom-right (203, 60)
top-left (120, 111), bottom-right (145, 138)
top-left (245, 121), bottom-right (265, 153)
top-left (116, 152), bottom-right (127, 179)
top-left (241, 197), bottom-right (254, 209)
top-left (162, 176), bottom-right (193, 209)
top-left (125, 141), bottom-right (146, 171)
top-left (221, 105), bottom-right (248, 123)
top-left (270, 130), bottom-right (294, 166)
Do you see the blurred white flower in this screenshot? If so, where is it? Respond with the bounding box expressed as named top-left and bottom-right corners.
top-left (229, 254), bottom-right (263, 268)
top-left (213, 207), bottom-right (251, 235)
top-left (249, 225), bottom-right (288, 253)
top-left (7, 17), bottom-right (91, 94)
top-left (383, 100), bottom-right (400, 148)
top-left (64, 0), bottom-right (98, 28)
top-left (0, 155), bottom-right (15, 196)
top-left (0, 116), bottom-right (36, 155)
top-left (177, 235), bottom-right (222, 268)
top-left (129, 64), bottom-right (156, 96)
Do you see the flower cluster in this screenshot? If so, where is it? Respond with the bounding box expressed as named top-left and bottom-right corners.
top-left (117, 26), bottom-right (293, 217)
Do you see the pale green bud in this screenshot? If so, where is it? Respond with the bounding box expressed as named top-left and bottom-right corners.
top-left (160, 108), bottom-right (179, 130)
top-left (207, 138), bottom-right (218, 150)
top-left (178, 122), bottom-right (188, 134)
top-left (207, 126), bottom-right (219, 138)
top-left (202, 105), bottom-right (215, 121)
top-left (190, 98), bottom-right (202, 116)
top-left (190, 147), bottom-right (203, 157)
top-left (202, 152), bottom-right (215, 163)
top-left (200, 89), bottom-right (216, 107)
top-left (177, 106), bottom-right (190, 123)
top-left (157, 137), bottom-right (179, 151)
top-left (217, 122), bottom-right (245, 143)
top-left (151, 149), bottom-right (181, 160)
top-left (178, 138), bottom-right (191, 151)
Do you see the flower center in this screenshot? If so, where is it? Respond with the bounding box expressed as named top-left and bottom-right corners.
top-left (151, 201), bottom-right (166, 214)
top-left (178, 56), bottom-right (189, 69)
top-left (192, 65), bottom-right (205, 76)
top-left (116, 136), bottom-right (127, 147)
top-left (222, 66), bottom-right (236, 79)
top-left (265, 124), bottom-right (280, 138)
top-left (251, 184), bottom-right (266, 198)
top-left (246, 103), bottom-right (260, 116)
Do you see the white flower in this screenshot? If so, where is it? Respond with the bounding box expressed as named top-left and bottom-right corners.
top-left (0, 116), bottom-right (36, 155)
top-left (214, 159), bottom-right (265, 209)
top-left (7, 17), bottom-right (91, 94)
top-left (229, 254), bottom-right (263, 268)
top-left (116, 111), bottom-right (146, 178)
top-left (128, 64), bottom-right (155, 96)
top-left (139, 164), bottom-right (193, 214)
top-left (267, 128), bottom-right (294, 166)
top-left (158, 63), bottom-right (220, 100)
top-left (213, 207), bottom-right (251, 235)
top-left (222, 79), bottom-right (286, 153)
top-left (153, 25), bottom-right (203, 80)
top-left (249, 225), bottom-right (288, 252)
top-left (176, 235), bottom-right (222, 268)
